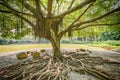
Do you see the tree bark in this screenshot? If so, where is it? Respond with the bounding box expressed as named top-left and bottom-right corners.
top-left (50, 37), bottom-right (62, 62)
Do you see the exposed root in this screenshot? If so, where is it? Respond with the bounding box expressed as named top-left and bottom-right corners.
top-left (0, 52), bottom-right (112, 80)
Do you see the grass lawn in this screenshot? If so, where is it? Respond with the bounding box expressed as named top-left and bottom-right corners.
top-left (0, 44), bottom-right (95, 53)
top-left (87, 40), bottom-right (120, 52)
top-left (88, 41), bottom-right (120, 50)
top-left (0, 41), bottom-right (120, 53)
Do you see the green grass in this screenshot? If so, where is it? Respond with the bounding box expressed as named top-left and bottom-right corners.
top-left (0, 40), bottom-right (120, 53)
top-left (88, 40), bottom-right (120, 50)
top-left (0, 44), bottom-right (51, 53)
top-left (0, 44), bottom-right (98, 53)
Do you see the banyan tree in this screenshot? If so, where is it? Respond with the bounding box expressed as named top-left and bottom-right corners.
top-left (0, 0), bottom-right (120, 80)
top-left (0, 0), bottom-right (120, 60)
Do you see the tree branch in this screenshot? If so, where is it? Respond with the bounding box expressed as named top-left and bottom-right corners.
top-left (53, 0), bottom-right (63, 15)
top-left (0, 1), bottom-right (35, 28)
top-left (47, 0), bottom-right (53, 17)
top-left (67, 3), bottom-right (93, 30)
top-left (67, 0), bottom-right (75, 10)
top-left (73, 6), bottom-right (120, 27)
top-left (13, 12), bottom-right (35, 28)
top-left (73, 22), bottom-right (120, 31)
top-left (0, 1), bottom-right (34, 17)
top-left (0, 9), bottom-right (34, 17)
top-left (35, 0), bottom-right (41, 13)
top-left (35, 0), bottom-right (43, 19)
top-left (18, 0), bottom-right (36, 15)
top-left (0, 9), bottom-right (11, 13)
top-left (58, 3), bottom-right (94, 38)
top-left (52, 0), bottom-right (95, 19)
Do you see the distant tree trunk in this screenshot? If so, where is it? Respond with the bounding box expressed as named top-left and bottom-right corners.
top-left (77, 31), bottom-right (80, 40)
top-left (94, 35), bottom-right (97, 41)
top-left (85, 36), bottom-right (88, 42)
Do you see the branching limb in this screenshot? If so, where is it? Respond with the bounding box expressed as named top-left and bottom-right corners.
top-left (35, 0), bottom-right (43, 20)
top-left (0, 0), bottom-right (35, 28)
top-left (0, 9), bottom-right (13, 13)
top-left (52, 0), bottom-right (96, 19)
top-left (0, 9), bottom-right (34, 17)
top-left (68, 3), bottom-right (93, 29)
top-left (13, 13), bottom-right (35, 28)
top-left (73, 6), bottom-right (120, 27)
top-left (47, 0), bottom-right (53, 17)
top-left (59, 3), bottom-right (94, 38)
top-left (72, 21), bottom-right (120, 31)
top-left (57, 0), bottom-right (64, 12)
top-left (53, 0), bottom-right (63, 15)
top-left (18, 0), bottom-right (36, 15)
top-left (67, 0), bottom-right (75, 10)
top-left (58, 6), bottom-right (120, 38)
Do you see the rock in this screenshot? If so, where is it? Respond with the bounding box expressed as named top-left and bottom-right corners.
top-left (31, 52), bottom-right (40, 58)
top-left (40, 49), bottom-right (46, 53)
top-left (79, 49), bottom-right (86, 52)
top-left (16, 52), bottom-right (28, 59)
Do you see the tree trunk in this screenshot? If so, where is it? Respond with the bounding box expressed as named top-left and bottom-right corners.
top-left (50, 37), bottom-right (63, 62)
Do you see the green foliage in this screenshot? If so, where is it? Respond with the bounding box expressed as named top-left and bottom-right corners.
top-left (0, 0), bottom-right (120, 41)
top-left (103, 40), bottom-right (120, 46)
top-left (0, 13), bottom-right (32, 39)
top-left (100, 30), bottom-right (120, 41)
top-left (87, 40), bottom-right (120, 51)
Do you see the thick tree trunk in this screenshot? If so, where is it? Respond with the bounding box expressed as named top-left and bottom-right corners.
top-left (50, 37), bottom-right (63, 61)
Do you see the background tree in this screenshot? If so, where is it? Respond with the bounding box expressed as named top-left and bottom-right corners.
top-left (0, 0), bottom-right (120, 61)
